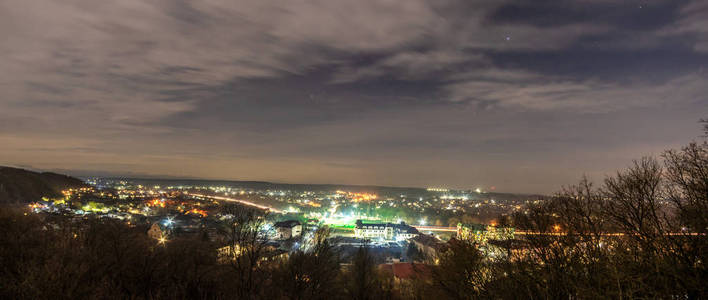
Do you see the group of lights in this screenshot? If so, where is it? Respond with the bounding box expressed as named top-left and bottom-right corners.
top-left (28, 202), bottom-right (45, 210)
top-left (440, 195), bottom-right (469, 200)
top-left (335, 190), bottom-right (377, 202)
top-left (147, 199), bottom-right (167, 208)
top-left (185, 208), bottom-right (207, 217)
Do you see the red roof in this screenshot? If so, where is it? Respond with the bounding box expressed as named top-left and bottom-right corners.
top-left (379, 263), bottom-right (432, 280)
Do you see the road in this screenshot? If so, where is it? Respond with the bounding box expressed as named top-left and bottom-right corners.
top-left (411, 225), bottom-right (704, 236)
top-left (186, 193), bottom-right (284, 213)
top-left (413, 225), bottom-right (457, 232)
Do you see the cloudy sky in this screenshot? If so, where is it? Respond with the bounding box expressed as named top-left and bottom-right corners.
top-left (1, 0), bottom-right (707, 193)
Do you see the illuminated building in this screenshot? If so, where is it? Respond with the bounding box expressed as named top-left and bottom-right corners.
top-left (456, 223), bottom-right (515, 244)
top-left (274, 220), bottom-right (302, 240)
top-left (354, 220), bottom-right (419, 240)
top-left (217, 243), bottom-right (288, 264)
top-left (147, 223), bottom-right (168, 241)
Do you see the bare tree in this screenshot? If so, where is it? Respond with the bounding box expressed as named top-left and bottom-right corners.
top-left (344, 244), bottom-right (395, 300)
top-left (275, 226), bottom-right (341, 300)
top-left (218, 204), bottom-right (271, 299)
top-left (430, 240), bottom-right (489, 300)
top-left (662, 138), bottom-right (708, 297)
top-left (663, 141), bottom-right (708, 234)
top-left (604, 157), bottom-right (667, 247)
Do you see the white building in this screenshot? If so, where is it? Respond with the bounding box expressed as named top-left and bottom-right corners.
top-left (354, 220), bottom-right (419, 241)
top-left (274, 220), bottom-right (302, 240)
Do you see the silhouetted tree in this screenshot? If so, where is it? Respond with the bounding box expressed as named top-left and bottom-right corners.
top-left (430, 240), bottom-right (488, 300)
top-left (344, 245), bottom-right (396, 300)
top-left (218, 204), bottom-right (271, 299)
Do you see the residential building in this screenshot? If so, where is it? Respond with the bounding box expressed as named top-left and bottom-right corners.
top-left (379, 262), bottom-right (432, 282)
top-left (274, 220), bottom-right (302, 240)
top-left (410, 234), bottom-right (448, 262)
top-left (147, 223), bottom-right (167, 240)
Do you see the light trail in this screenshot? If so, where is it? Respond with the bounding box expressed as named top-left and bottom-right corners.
top-left (514, 231), bottom-right (705, 236)
top-left (413, 225), bottom-right (458, 232)
top-left (186, 193), bottom-right (284, 214)
top-left (411, 226), bottom-right (705, 236)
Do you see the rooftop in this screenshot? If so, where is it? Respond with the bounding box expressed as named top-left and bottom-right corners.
top-left (379, 263), bottom-right (432, 280)
top-left (274, 220), bottom-right (301, 228)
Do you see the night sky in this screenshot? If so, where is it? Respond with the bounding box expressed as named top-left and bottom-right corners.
top-left (1, 0), bottom-right (707, 193)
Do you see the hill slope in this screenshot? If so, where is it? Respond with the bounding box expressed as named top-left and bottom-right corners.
top-left (0, 166), bottom-right (87, 204)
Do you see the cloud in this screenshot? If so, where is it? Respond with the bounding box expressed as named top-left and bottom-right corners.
top-left (659, 0), bottom-right (708, 53)
top-left (443, 71), bottom-right (708, 112)
top-left (1, 0), bottom-right (701, 133)
top-left (0, 0), bottom-right (443, 134)
top-left (332, 50), bottom-right (485, 83)
top-left (0, 0), bottom-right (706, 193)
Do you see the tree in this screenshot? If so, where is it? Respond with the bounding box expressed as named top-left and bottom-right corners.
top-left (218, 204), bottom-right (271, 299)
top-left (275, 226), bottom-right (341, 300)
top-left (662, 135), bottom-right (708, 297)
top-left (406, 243), bottom-right (423, 262)
top-left (430, 240), bottom-right (488, 300)
top-left (344, 245), bottom-right (395, 300)
top-left (604, 157), bottom-right (667, 247)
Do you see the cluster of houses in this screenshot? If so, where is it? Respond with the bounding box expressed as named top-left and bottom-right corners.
top-left (144, 217), bottom-right (521, 294)
top-left (147, 217), bottom-right (516, 267)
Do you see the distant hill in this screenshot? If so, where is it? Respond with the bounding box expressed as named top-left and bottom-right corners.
top-left (0, 166), bottom-right (87, 204)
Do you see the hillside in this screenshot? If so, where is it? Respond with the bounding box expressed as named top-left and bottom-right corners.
top-left (0, 166), bottom-right (87, 204)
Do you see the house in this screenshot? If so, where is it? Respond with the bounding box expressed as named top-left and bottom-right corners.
top-left (305, 218), bottom-right (319, 228)
top-left (274, 220), bottom-right (302, 240)
top-left (379, 262), bottom-right (432, 282)
top-left (409, 234), bottom-right (448, 262)
top-left (147, 223), bottom-right (167, 241)
top-left (379, 262), bottom-right (433, 298)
